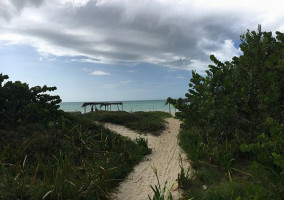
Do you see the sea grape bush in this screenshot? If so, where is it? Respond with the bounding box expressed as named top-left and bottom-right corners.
top-left (168, 26), bottom-right (284, 198)
top-left (0, 74), bottom-right (62, 128)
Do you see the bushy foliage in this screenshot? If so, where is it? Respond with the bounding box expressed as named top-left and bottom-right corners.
top-left (0, 75), bottom-right (151, 199)
top-left (0, 74), bottom-right (62, 128)
top-left (168, 26), bottom-right (284, 199)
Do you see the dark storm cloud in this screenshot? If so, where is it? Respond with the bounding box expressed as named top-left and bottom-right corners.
top-left (1, 0), bottom-right (284, 71)
top-left (0, 0), bottom-right (44, 21)
top-left (10, 0), bottom-right (44, 10)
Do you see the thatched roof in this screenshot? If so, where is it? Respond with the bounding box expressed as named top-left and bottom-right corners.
top-left (82, 102), bottom-right (123, 108)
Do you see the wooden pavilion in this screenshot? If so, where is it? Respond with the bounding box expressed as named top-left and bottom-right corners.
top-left (81, 102), bottom-right (123, 113)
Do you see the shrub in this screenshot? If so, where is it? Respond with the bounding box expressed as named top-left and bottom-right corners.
top-left (168, 26), bottom-right (284, 199)
top-left (0, 74), bottom-right (62, 128)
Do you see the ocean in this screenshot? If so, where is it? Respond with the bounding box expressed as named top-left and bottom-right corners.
top-left (59, 100), bottom-right (176, 113)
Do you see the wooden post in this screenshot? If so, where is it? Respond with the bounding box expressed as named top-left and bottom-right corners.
top-left (117, 104), bottom-right (119, 111)
top-left (110, 105), bottom-right (111, 111)
top-left (122, 104), bottom-right (123, 111)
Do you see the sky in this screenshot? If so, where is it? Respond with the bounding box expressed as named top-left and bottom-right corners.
top-left (1, 0), bottom-right (284, 102)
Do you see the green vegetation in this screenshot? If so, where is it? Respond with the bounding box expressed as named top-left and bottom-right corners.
top-left (168, 26), bottom-right (284, 199)
top-left (83, 111), bottom-right (172, 135)
top-left (177, 156), bottom-right (191, 190)
top-left (148, 167), bottom-right (173, 200)
top-left (135, 137), bottom-right (150, 150)
top-left (0, 74), bottom-right (151, 199)
top-left (0, 74), bottom-right (62, 129)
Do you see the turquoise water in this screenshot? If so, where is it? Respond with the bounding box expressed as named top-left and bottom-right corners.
top-left (60, 100), bottom-right (176, 113)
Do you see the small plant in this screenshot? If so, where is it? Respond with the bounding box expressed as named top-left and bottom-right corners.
top-left (135, 137), bottom-right (149, 149)
top-left (148, 167), bottom-right (173, 200)
top-left (177, 155), bottom-right (192, 190)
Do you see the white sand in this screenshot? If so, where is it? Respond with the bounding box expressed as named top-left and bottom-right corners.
top-left (103, 118), bottom-right (191, 200)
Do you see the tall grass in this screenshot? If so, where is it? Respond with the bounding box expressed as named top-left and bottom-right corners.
top-left (0, 114), bottom-right (151, 199)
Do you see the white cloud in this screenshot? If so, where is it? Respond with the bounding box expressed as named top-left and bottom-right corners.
top-left (208, 40), bottom-right (242, 62)
top-left (0, 0), bottom-right (284, 73)
top-left (60, 0), bottom-right (90, 7)
top-left (90, 70), bottom-right (110, 75)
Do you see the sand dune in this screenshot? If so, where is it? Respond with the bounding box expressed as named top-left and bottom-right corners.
top-left (103, 118), bottom-right (191, 200)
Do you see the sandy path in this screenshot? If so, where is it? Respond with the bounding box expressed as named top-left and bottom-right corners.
top-left (103, 118), bottom-right (190, 200)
